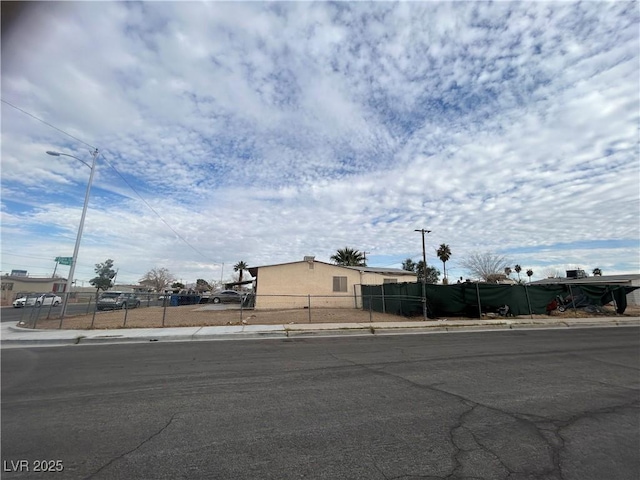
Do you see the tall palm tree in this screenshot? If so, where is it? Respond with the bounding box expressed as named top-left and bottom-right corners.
top-left (514, 264), bottom-right (522, 282)
top-left (436, 243), bottom-right (452, 282)
top-left (526, 268), bottom-right (533, 282)
top-left (330, 247), bottom-right (366, 266)
top-left (234, 260), bottom-right (248, 285)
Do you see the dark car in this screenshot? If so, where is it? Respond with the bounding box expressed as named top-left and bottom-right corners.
top-left (209, 290), bottom-right (245, 304)
top-left (97, 292), bottom-right (141, 311)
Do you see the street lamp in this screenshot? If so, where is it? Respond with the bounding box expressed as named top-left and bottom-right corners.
top-left (46, 149), bottom-right (99, 318)
top-left (415, 228), bottom-right (431, 320)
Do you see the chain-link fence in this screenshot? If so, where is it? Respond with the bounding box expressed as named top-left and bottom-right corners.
top-left (14, 283), bottom-right (631, 330)
top-left (15, 292), bottom-right (420, 330)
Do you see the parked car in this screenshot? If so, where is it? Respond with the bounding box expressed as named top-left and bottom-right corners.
top-left (12, 296), bottom-right (29, 308)
top-left (13, 293), bottom-right (61, 308)
top-left (97, 292), bottom-right (141, 311)
top-left (209, 290), bottom-right (245, 304)
top-left (35, 294), bottom-right (62, 307)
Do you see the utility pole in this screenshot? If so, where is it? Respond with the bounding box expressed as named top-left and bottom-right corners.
top-left (47, 148), bottom-right (99, 318)
top-left (362, 251), bottom-right (370, 266)
top-left (415, 229), bottom-right (431, 320)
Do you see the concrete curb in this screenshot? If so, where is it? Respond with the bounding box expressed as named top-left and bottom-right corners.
top-left (2, 317), bottom-right (638, 347)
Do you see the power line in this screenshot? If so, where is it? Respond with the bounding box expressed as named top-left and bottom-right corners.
top-left (1, 252), bottom-right (57, 261)
top-left (377, 253), bottom-right (423, 268)
top-left (1, 98), bottom-right (97, 150)
top-left (3, 100), bottom-right (220, 266)
top-left (100, 153), bottom-right (221, 265)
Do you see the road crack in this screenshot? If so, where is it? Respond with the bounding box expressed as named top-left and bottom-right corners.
top-left (328, 351), bottom-right (637, 480)
top-left (84, 413), bottom-right (178, 479)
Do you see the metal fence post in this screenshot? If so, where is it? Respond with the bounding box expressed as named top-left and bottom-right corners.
top-left (476, 282), bottom-right (482, 319)
top-left (46, 300), bottom-right (55, 320)
top-left (58, 298), bottom-right (64, 329)
top-left (381, 284), bottom-right (386, 314)
top-left (523, 284), bottom-right (533, 319)
top-left (31, 303), bottom-right (40, 330)
top-left (162, 297), bottom-right (167, 327)
top-left (608, 286), bottom-right (619, 315)
top-left (567, 285), bottom-right (578, 317)
top-left (308, 295), bottom-right (311, 323)
top-left (369, 293), bottom-right (373, 322)
top-left (122, 304), bottom-right (129, 328)
top-left (90, 307), bottom-right (97, 329)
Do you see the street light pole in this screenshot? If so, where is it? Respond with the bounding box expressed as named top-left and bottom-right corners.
top-left (46, 149), bottom-right (99, 318)
top-left (415, 228), bottom-right (431, 320)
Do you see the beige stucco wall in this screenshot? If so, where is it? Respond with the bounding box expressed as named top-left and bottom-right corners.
top-left (0, 277), bottom-right (67, 305)
top-left (254, 262), bottom-right (418, 309)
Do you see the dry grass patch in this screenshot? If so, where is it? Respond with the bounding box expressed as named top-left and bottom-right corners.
top-left (25, 304), bottom-right (639, 330)
top-left (29, 306), bottom-right (421, 330)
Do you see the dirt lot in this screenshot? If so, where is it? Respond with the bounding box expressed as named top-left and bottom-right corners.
top-left (23, 304), bottom-right (640, 330)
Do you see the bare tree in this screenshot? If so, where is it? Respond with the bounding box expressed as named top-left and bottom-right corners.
top-left (460, 252), bottom-right (510, 282)
top-left (139, 267), bottom-right (175, 293)
top-left (542, 267), bottom-right (560, 279)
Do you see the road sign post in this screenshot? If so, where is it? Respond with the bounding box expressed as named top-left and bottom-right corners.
top-left (55, 257), bottom-right (73, 266)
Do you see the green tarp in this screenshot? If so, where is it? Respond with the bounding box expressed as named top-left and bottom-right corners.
top-left (361, 282), bottom-right (636, 318)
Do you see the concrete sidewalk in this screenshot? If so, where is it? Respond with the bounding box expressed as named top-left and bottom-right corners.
top-left (1, 316), bottom-right (639, 347)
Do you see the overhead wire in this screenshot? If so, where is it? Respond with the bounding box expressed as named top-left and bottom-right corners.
top-left (2, 100), bottom-right (221, 266)
top-left (1, 98), bottom-right (97, 150)
top-left (99, 153), bottom-right (221, 265)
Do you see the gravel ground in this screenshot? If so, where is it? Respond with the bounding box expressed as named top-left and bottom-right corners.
top-left (24, 304), bottom-right (639, 330)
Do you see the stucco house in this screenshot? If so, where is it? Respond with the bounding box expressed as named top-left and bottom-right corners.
top-left (247, 257), bottom-right (418, 309)
top-left (0, 274), bottom-right (68, 306)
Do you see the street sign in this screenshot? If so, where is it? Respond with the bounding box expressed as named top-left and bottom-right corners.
top-left (55, 257), bottom-right (73, 266)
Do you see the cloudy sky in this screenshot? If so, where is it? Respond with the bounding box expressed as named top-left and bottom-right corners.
top-left (1, 1), bottom-right (638, 287)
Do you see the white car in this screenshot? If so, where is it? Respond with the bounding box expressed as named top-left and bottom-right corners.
top-left (35, 294), bottom-right (62, 307)
top-left (13, 294), bottom-right (62, 308)
top-left (12, 296), bottom-right (28, 308)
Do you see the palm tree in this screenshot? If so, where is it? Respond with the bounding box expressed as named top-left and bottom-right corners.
top-left (234, 261), bottom-right (248, 285)
top-left (514, 264), bottom-right (522, 282)
top-left (592, 267), bottom-right (602, 276)
top-left (526, 268), bottom-right (533, 282)
top-left (330, 247), bottom-right (366, 266)
top-left (436, 244), bottom-right (452, 282)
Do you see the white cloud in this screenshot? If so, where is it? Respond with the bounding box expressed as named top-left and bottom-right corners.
top-left (1, 2), bottom-right (638, 285)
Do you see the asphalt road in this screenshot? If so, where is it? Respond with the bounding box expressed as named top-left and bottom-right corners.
top-left (2, 328), bottom-right (638, 480)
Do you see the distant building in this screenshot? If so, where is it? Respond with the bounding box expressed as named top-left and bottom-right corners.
top-left (0, 273), bottom-right (68, 305)
top-left (530, 273), bottom-right (640, 305)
